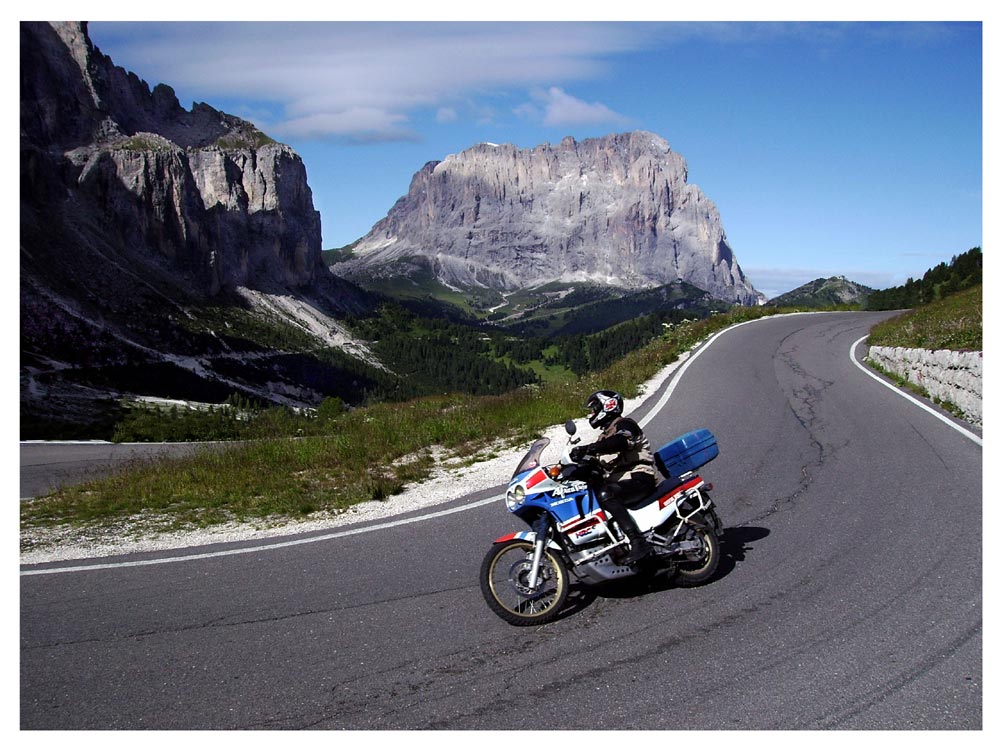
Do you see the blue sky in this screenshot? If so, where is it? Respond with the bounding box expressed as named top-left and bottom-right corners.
top-left (82, 11), bottom-right (984, 299)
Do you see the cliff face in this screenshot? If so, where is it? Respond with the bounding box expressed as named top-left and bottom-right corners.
top-left (340, 132), bottom-right (762, 305)
top-left (20, 22), bottom-right (376, 436)
top-left (63, 142), bottom-right (323, 294)
top-left (21, 21), bottom-right (327, 295)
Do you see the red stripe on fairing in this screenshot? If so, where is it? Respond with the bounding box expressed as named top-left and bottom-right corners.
top-left (494, 533), bottom-right (518, 543)
top-left (658, 477), bottom-right (703, 508)
top-left (524, 469), bottom-right (547, 489)
top-left (561, 510), bottom-right (606, 533)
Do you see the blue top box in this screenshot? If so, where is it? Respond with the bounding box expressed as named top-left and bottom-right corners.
top-left (654, 429), bottom-right (719, 477)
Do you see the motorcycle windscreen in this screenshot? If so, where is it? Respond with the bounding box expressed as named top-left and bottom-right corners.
top-left (511, 438), bottom-right (551, 480)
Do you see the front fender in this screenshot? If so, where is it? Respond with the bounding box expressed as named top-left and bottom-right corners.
top-left (492, 531), bottom-right (564, 551)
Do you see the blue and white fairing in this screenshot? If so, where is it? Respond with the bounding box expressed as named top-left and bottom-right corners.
top-left (505, 438), bottom-right (605, 538)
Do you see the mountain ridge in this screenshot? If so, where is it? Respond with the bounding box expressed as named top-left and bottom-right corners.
top-left (765, 276), bottom-right (875, 307)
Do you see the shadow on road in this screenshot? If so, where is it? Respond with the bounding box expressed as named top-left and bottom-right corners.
top-left (550, 525), bottom-right (771, 622)
top-left (714, 525), bottom-right (770, 578)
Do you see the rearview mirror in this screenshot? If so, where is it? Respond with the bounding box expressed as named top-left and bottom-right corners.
top-left (565, 420), bottom-right (577, 436)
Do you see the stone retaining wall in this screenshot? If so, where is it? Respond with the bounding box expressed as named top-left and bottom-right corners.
top-left (867, 346), bottom-right (983, 427)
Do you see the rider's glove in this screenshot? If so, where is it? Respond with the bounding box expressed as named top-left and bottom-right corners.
top-left (570, 446), bottom-right (586, 462)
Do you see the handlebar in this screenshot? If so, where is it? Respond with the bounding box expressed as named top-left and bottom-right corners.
top-left (559, 457), bottom-right (604, 482)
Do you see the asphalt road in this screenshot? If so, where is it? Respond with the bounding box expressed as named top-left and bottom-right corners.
top-left (20, 441), bottom-right (219, 499)
top-left (20, 312), bottom-right (982, 729)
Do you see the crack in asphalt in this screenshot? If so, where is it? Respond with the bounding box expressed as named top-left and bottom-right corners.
top-left (737, 335), bottom-right (834, 526)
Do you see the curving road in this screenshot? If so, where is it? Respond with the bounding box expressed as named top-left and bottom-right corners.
top-left (20, 312), bottom-right (982, 729)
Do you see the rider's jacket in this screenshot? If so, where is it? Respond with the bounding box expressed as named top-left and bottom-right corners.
top-left (591, 416), bottom-right (657, 484)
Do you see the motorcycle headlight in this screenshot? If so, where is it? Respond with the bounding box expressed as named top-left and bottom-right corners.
top-left (505, 484), bottom-right (526, 510)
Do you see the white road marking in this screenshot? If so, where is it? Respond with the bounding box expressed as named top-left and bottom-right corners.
top-left (20, 495), bottom-right (501, 576)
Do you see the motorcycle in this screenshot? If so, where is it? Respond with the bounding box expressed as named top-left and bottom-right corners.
top-left (480, 420), bottom-right (723, 625)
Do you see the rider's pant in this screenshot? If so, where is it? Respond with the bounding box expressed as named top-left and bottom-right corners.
top-left (599, 474), bottom-right (656, 537)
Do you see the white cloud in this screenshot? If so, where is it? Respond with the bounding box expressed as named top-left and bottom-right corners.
top-left (89, 21), bottom-right (653, 143)
top-left (279, 108), bottom-right (419, 143)
top-left (535, 86), bottom-right (630, 128)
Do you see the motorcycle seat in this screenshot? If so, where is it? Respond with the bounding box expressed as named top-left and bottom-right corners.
top-left (622, 476), bottom-right (686, 509)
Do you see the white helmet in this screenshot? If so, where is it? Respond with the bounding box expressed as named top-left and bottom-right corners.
top-left (585, 390), bottom-right (623, 430)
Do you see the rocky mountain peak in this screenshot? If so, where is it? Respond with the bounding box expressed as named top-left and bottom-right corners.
top-left (338, 130), bottom-right (761, 305)
top-left (25, 22), bottom-right (264, 153)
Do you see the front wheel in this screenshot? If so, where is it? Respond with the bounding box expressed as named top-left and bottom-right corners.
top-left (480, 539), bottom-right (569, 626)
top-left (672, 521), bottom-right (719, 587)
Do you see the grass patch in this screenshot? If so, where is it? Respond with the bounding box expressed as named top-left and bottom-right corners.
top-left (867, 284), bottom-right (982, 351)
top-left (213, 128), bottom-right (278, 150)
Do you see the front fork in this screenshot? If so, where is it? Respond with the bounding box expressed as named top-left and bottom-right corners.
top-left (526, 515), bottom-right (551, 591)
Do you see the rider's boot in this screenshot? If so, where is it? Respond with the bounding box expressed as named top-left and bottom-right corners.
top-left (617, 515), bottom-right (654, 566)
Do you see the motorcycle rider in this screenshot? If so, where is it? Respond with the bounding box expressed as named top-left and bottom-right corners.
top-left (571, 390), bottom-right (656, 565)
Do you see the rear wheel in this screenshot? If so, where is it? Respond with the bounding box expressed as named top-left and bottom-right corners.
top-left (480, 539), bottom-right (569, 626)
top-left (672, 521), bottom-right (719, 587)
